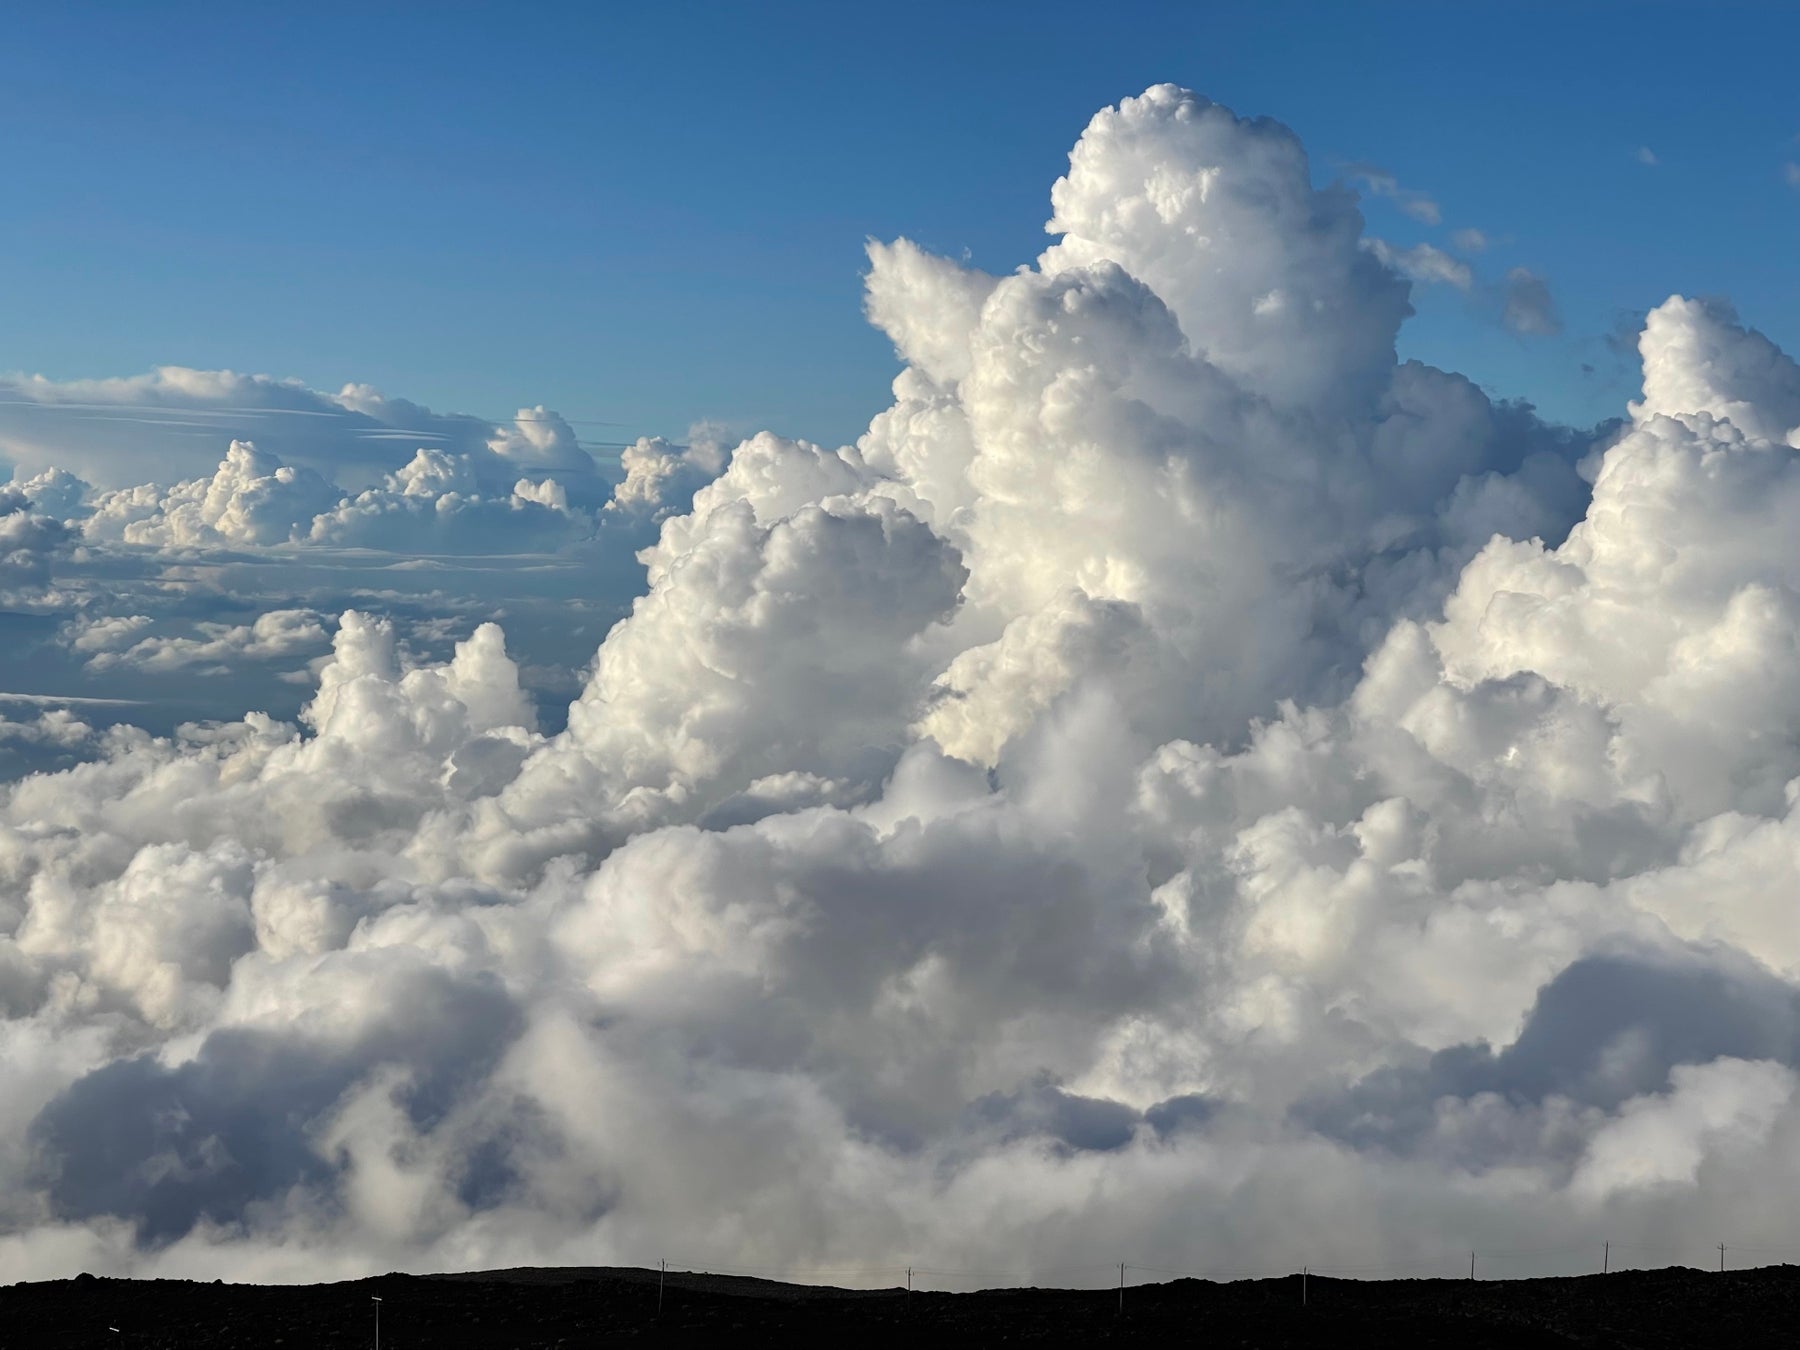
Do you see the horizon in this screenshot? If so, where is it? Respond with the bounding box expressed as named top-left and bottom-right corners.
top-left (17, 1248), bottom-right (1800, 1288)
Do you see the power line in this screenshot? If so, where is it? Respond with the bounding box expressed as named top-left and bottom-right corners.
top-left (560, 1242), bottom-right (1800, 1294)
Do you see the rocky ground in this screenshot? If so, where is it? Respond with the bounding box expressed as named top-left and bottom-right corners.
top-left (3, 1262), bottom-right (1798, 1347)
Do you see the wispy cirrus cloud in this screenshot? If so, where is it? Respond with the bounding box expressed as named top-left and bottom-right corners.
top-left (1342, 159), bottom-right (1442, 224)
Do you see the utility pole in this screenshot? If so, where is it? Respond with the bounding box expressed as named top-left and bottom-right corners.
top-left (371, 1295), bottom-right (381, 1350)
top-left (659, 1259), bottom-right (666, 1316)
top-left (907, 1266), bottom-right (912, 1293)
top-left (1470, 1250), bottom-right (1476, 1282)
top-left (1603, 1241), bottom-right (1609, 1274)
top-left (1118, 1262), bottom-right (1125, 1316)
top-left (1719, 1244), bottom-right (1726, 1273)
top-left (1301, 1266), bottom-right (1307, 1308)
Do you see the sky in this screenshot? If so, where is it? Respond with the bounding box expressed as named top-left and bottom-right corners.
top-left (5, 0), bottom-right (1800, 1293)
top-left (0, 1), bottom-right (1796, 447)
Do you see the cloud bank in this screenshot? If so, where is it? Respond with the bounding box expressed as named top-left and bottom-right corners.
top-left (3, 85), bottom-right (1800, 1287)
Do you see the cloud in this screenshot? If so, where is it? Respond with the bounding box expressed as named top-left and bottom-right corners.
top-left (82, 441), bottom-right (343, 548)
top-left (0, 485), bottom-right (76, 598)
top-left (1632, 296), bottom-right (1800, 444)
top-left (1785, 161), bottom-right (1800, 189)
top-left (1365, 239), bottom-right (1474, 291)
top-left (305, 448), bottom-right (597, 553)
top-left (31, 965), bottom-right (523, 1246)
top-left (73, 438), bottom-right (615, 557)
top-left (1450, 227), bottom-right (1489, 253)
top-left (0, 370), bottom-right (614, 497)
top-left (1296, 949), bottom-right (1800, 1162)
top-left (1637, 146), bottom-right (1660, 167)
top-left (1343, 161), bottom-right (1443, 225)
top-left (78, 610), bottom-right (329, 675)
top-left (1501, 267), bottom-right (1563, 335)
top-left (64, 615), bottom-right (154, 655)
top-left (605, 432), bottom-right (729, 519)
top-left (1571, 1058), bottom-right (1795, 1200)
top-left (2, 85), bottom-right (1800, 1287)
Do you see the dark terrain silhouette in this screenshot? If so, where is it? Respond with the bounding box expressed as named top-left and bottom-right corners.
top-left (4, 1263), bottom-right (1798, 1347)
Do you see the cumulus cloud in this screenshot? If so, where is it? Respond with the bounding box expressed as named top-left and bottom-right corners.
top-left (0, 369), bottom-right (611, 496)
top-left (0, 709), bottom-right (93, 753)
top-left (73, 438), bottom-right (611, 557)
top-left (605, 433), bottom-right (729, 518)
top-left (82, 441), bottom-right (342, 548)
top-left (3, 85), bottom-right (1800, 1289)
top-left (1632, 296), bottom-right (1800, 445)
top-left (78, 610), bottom-right (329, 675)
top-left (305, 448), bottom-right (596, 553)
top-left (0, 484), bottom-right (76, 599)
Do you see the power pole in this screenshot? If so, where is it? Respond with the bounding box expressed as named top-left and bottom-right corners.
top-left (1470, 1250), bottom-right (1476, 1282)
top-left (659, 1259), bottom-right (666, 1317)
top-left (1118, 1262), bottom-right (1125, 1316)
top-left (1301, 1266), bottom-right (1307, 1308)
top-left (907, 1266), bottom-right (912, 1293)
top-left (1603, 1241), bottom-right (1609, 1274)
top-left (1719, 1244), bottom-right (1726, 1273)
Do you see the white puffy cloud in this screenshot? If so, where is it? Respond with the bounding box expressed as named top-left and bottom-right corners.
top-left (63, 614), bottom-right (153, 655)
top-left (1045, 93), bottom-right (1412, 412)
top-left (0, 709), bottom-right (93, 751)
top-left (605, 435), bottom-right (728, 517)
top-left (483, 406), bottom-right (589, 475)
top-left (75, 440), bottom-right (608, 556)
top-left (1633, 296), bottom-right (1800, 446)
top-left (861, 87), bottom-right (1588, 764)
top-left (84, 441), bottom-right (341, 548)
top-left (13, 467), bottom-right (89, 519)
top-left (1571, 1058), bottom-right (1794, 1201)
top-left (80, 610), bottom-right (329, 675)
top-left (478, 443), bottom-right (968, 858)
top-left (2, 85), bottom-right (1800, 1289)
top-left (306, 448), bottom-right (595, 553)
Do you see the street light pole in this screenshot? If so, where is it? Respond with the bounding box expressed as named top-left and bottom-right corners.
top-left (371, 1295), bottom-right (382, 1350)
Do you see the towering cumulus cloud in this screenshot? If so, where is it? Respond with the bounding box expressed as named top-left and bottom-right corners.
top-left (4, 86), bottom-right (1800, 1283)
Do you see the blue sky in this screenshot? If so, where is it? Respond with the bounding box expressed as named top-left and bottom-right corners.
top-left (1, 0), bottom-right (1794, 448)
